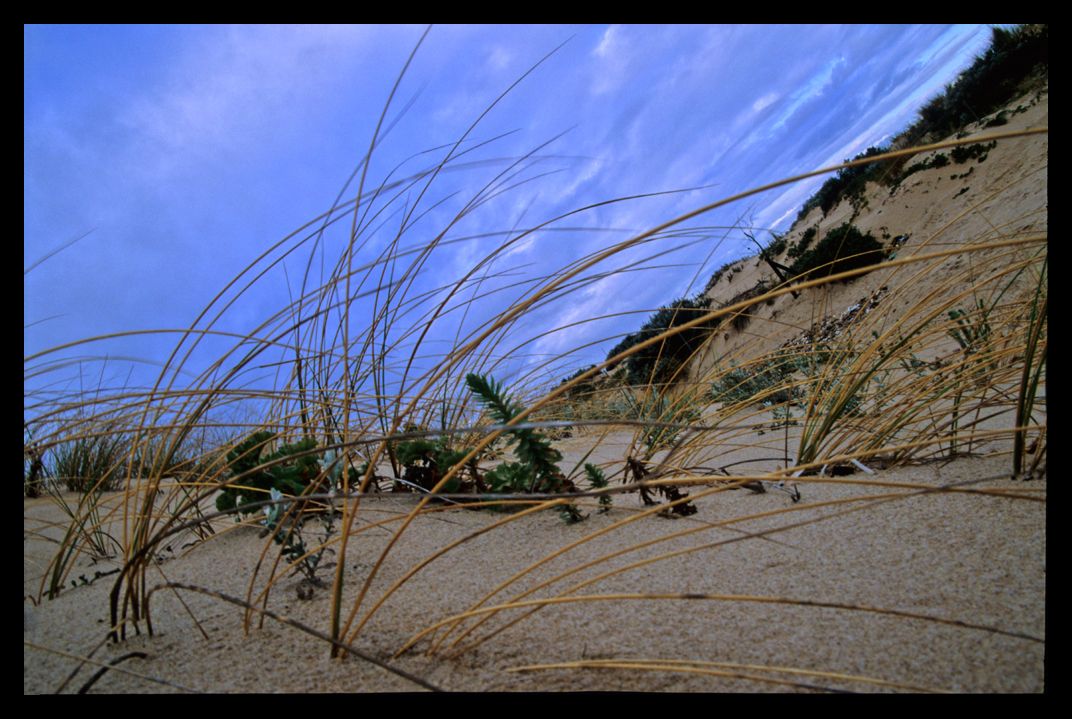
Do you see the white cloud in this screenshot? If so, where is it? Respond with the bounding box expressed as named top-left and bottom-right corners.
top-left (590, 25), bottom-right (628, 96)
top-left (752, 92), bottom-right (779, 114)
top-left (768, 55), bottom-right (845, 134)
top-left (486, 45), bottom-right (512, 71)
top-left (593, 25), bottom-right (620, 59)
top-left (117, 25), bottom-right (376, 179)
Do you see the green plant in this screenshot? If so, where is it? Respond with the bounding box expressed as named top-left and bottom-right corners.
top-left (605, 295), bottom-right (716, 387)
top-left (765, 231), bottom-right (788, 257)
top-left (465, 373), bottom-right (583, 522)
top-left (260, 487), bottom-right (336, 593)
top-left (584, 463), bottom-right (612, 513)
top-left (786, 223), bottom-right (885, 282)
top-left (49, 431), bottom-right (129, 494)
top-left (787, 226), bottom-right (817, 260)
top-left (709, 353), bottom-right (805, 407)
top-left (795, 144), bottom-right (892, 220)
top-left (950, 140), bottom-right (997, 164)
top-left (216, 432), bottom-right (323, 517)
top-left (393, 437), bottom-right (477, 494)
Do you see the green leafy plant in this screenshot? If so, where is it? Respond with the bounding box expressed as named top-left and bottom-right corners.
top-left (584, 463), bottom-right (612, 513)
top-left (710, 353), bottom-right (807, 408)
top-left (466, 373), bottom-right (565, 494)
top-left (393, 437), bottom-right (478, 494)
top-left (216, 438), bottom-right (341, 594)
top-left (786, 223), bottom-right (885, 282)
top-left (216, 432), bottom-right (322, 517)
top-left (787, 226), bottom-right (818, 260)
top-left (466, 373), bottom-right (583, 522)
top-left (260, 487), bottom-right (336, 594)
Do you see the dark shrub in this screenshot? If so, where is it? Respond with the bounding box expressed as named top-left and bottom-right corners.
top-left (794, 25), bottom-right (1046, 223)
top-left (765, 232), bottom-right (788, 257)
top-left (950, 141), bottom-right (997, 164)
top-left (606, 296), bottom-right (716, 387)
top-left (787, 226), bottom-right (817, 259)
top-left (787, 224), bottom-right (885, 282)
top-left (559, 364), bottom-right (598, 398)
top-left (795, 145), bottom-right (891, 222)
top-left (719, 280), bottom-right (773, 333)
top-left (703, 260), bottom-right (736, 293)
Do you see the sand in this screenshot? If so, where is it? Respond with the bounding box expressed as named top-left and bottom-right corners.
top-left (24, 83), bottom-right (1048, 696)
top-left (24, 449), bottom-right (1045, 694)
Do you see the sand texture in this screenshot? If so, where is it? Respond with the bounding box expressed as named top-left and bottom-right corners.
top-left (25, 81), bottom-right (1048, 695)
top-left (24, 452), bottom-right (1045, 694)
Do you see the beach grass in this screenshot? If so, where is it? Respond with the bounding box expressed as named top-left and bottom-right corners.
top-left (24, 32), bottom-right (1046, 693)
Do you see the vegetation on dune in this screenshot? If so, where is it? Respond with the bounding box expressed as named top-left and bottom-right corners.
top-left (906, 24), bottom-right (1047, 144)
top-left (785, 223), bottom-right (886, 282)
top-left (792, 25), bottom-right (1046, 226)
top-left (22, 24), bottom-right (1046, 693)
top-left (604, 295), bottom-right (717, 387)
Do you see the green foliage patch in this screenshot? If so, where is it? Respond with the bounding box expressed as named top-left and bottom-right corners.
top-left (787, 226), bottom-right (817, 260)
top-left (793, 25), bottom-right (1045, 223)
top-left (606, 296), bottom-right (716, 387)
top-left (49, 431), bottom-right (129, 494)
top-left (786, 224), bottom-right (885, 282)
top-left (216, 432), bottom-right (322, 516)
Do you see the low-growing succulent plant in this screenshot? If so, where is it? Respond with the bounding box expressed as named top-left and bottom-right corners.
top-left (216, 432), bottom-right (322, 516)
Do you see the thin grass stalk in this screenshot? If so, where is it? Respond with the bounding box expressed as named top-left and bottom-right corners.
top-left (27, 108), bottom-right (1046, 685)
top-left (424, 468), bottom-right (1040, 657)
top-left (407, 589), bottom-right (1042, 659)
top-left (1013, 267), bottom-right (1047, 476)
top-left (24, 640), bottom-right (201, 694)
top-left (144, 582), bottom-right (442, 691)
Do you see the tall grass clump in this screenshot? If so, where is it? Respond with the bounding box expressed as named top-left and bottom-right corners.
top-left (48, 431), bottom-right (129, 494)
top-left (24, 27), bottom-right (1046, 693)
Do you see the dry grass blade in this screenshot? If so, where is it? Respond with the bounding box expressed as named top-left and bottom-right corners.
top-left (25, 29), bottom-right (1046, 692)
top-left (145, 582), bottom-right (442, 691)
top-left (24, 640), bottom-right (201, 694)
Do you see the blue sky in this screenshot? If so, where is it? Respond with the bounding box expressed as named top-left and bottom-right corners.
top-left (25, 24), bottom-right (999, 409)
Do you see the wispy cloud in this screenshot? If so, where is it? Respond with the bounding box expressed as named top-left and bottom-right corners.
top-left (117, 25), bottom-right (377, 182)
top-left (25, 24), bottom-right (1002, 391)
top-left (590, 25), bottom-right (629, 96)
top-left (752, 92), bottom-right (779, 113)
